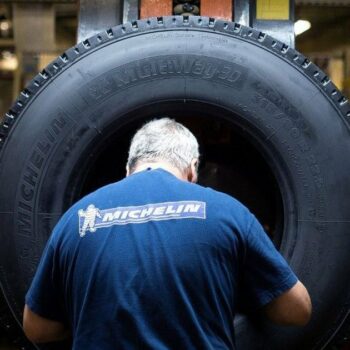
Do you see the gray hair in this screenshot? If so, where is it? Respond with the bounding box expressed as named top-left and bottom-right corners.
top-left (127, 118), bottom-right (199, 174)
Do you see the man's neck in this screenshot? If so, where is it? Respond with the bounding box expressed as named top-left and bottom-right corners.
top-left (130, 162), bottom-right (187, 181)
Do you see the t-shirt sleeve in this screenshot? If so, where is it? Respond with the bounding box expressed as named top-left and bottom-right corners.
top-left (241, 215), bottom-right (298, 308)
top-left (25, 237), bottom-right (66, 322)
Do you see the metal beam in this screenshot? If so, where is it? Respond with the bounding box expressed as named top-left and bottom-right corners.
top-left (253, 0), bottom-right (295, 47)
top-left (77, 0), bottom-right (123, 42)
top-left (123, 0), bottom-right (139, 23)
top-left (253, 20), bottom-right (295, 48)
top-left (13, 3), bottom-right (56, 52)
top-left (234, 0), bottom-right (251, 27)
top-left (234, 0), bottom-right (295, 48)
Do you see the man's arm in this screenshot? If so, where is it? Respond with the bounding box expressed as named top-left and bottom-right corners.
top-left (263, 280), bottom-right (312, 326)
top-left (23, 305), bottom-right (70, 344)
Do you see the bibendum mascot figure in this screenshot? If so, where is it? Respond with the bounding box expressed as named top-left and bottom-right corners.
top-left (78, 204), bottom-right (102, 237)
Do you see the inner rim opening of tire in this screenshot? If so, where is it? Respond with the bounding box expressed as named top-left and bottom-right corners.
top-left (75, 101), bottom-right (284, 245)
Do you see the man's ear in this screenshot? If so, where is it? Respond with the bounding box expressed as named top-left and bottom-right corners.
top-left (188, 158), bottom-right (198, 183)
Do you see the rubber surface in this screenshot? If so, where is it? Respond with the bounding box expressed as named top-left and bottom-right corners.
top-left (0, 16), bottom-right (350, 349)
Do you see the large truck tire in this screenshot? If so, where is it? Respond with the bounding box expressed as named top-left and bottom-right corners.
top-left (0, 16), bottom-right (350, 349)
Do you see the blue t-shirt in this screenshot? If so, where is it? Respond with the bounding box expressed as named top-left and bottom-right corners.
top-left (26, 168), bottom-right (297, 349)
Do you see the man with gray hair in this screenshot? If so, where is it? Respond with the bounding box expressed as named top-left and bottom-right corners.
top-left (127, 118), bottom-right (200, 181)
top-left (23, 118), bottom-right (311, 349)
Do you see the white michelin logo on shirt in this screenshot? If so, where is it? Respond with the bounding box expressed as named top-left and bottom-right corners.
top-left (78, 201), bottom-right (206, 237)
top-left (78, 204), bottom-right (102, 237)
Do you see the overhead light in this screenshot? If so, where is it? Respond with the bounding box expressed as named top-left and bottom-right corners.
top-left (0, 20), bottom-right (10, 31)
top-left (0, 51), bottom-right (18, 71)
top-left (294, 20), bottom-right (311, 36)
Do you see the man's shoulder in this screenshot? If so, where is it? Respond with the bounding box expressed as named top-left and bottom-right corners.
top-left (51, 181), bottom-right (126, 235)
top-left (64, 172), bottom-right (251, 221)
top-left (190, 182), bottom-right (247, 209)
top-left (77, 177), bottom-right (130, 205)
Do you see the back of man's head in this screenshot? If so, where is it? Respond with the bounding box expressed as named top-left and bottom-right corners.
top-left (127, 118), bottom-right (199, 175)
